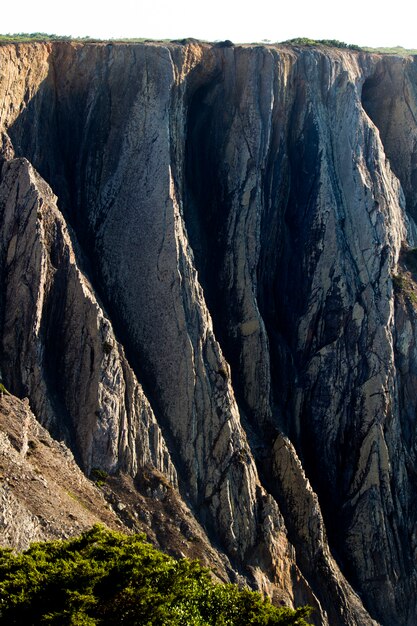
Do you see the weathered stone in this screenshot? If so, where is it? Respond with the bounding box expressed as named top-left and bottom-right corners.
top-left (1, 41), bottom-right (417, 625)
top-left (0, 392), bottom-right (124, 549)
top-left (0, 157), bottom-right (176, 484)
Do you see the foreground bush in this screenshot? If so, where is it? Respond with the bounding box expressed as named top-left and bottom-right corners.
top-left (0, 525), bottom-right (312, 625)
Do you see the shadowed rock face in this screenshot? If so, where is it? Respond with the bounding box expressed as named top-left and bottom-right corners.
top-left (1, 41), bottom-right (417, 625)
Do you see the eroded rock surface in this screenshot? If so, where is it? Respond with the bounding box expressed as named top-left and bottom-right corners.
top-left (0, 390), bottom-right (237, 584)
top-left (0, 391), bottom-right (124, 549)
top-left (1, 41), bottom-right (417, 625)
top-left (0, 156), bottom-right (176, 483)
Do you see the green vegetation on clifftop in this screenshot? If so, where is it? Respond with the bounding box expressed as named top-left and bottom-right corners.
top-left (0, 33), bottom-right (168, 44)
top-left (1, 34), bottom-right (416, 54)
top-left (0, 32), bottom-right (83, 42)
top-left (0, 525), bottom-right (312, 625)
top-left (282, 38), bottom-right (362, 50)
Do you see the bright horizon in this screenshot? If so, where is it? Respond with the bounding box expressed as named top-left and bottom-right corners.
top-left (2, 0), bottom-right (417, 49)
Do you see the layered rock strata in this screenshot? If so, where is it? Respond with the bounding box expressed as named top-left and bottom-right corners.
top-left (0, 390), bottom-right (239, 582)
top-left (0, 391), bottom-right (124, 549)
top-left (1, 40), bottom-right (417, 625)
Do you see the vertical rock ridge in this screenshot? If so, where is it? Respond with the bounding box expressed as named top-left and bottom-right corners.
top-left (272, 434), bottom-right (378, 626)
top-left (0, 157), bottom-right (177, 485)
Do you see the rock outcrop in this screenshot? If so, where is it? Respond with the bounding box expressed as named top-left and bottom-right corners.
top-left (0, 389), bottom-right (237, 583)
top-left (1, 40), bottom-right (417, 625)
top-left (0, 391), bottom-right (124, 550)
top-left (0, 156), bottom-right (176, 482)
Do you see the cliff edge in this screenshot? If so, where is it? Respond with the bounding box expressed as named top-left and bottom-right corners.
top-left (1, 41), bottom-right (417, 625)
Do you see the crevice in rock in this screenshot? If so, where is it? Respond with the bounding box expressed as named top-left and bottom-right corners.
top-left (184, 74), bottom-right (252, 415)
top-left (36, 264), bottom-right (79, 454)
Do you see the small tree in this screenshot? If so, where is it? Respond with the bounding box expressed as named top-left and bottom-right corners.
top-left (0, 525), bottom-right (313, 625)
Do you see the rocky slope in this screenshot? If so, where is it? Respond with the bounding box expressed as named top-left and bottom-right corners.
top-left (0, 390), bottom-right (236, 582)
top-left (0, 391), bottom-right (124, 549)
top-left (1, 40), bottom-right (417, 625)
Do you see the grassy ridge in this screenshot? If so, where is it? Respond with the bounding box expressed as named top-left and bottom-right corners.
top-left (364, 45), bottom-right (417, 55)
top-left (0, 32), bottom-right (86, 42)
top-left (0, 33), bottom-right (168, 43)
top-left (282, 38), bottom-right (417, 54)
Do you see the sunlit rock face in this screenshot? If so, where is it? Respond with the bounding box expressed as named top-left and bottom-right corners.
top-left (1, 40), bottom-right (417, 625)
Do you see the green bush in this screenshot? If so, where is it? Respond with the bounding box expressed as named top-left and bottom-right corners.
top-left (0, 526), bottom-right (312, 625)
top-left (90, 468), bottom-right (108, 487)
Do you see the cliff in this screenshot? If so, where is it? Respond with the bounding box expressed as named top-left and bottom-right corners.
top-left (0, 391), bottom-right (124, 548)
top-left (1, 40), bottom-right (417, 625)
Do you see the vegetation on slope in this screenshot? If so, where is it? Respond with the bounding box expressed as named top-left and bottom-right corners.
top-left (0, 525), bottom-right (312, 625)
top-left (282, 38), bottom-right (363, 50)
top-left (363, 45), bottom-right (417, 55)
top-left (281, 39), bottom-right (417, 54)
top-left (0, 33), bottom-right (87, 42)
top-left (1, 33), bottom-right (416, 54)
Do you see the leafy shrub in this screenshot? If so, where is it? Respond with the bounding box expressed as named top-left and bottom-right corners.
top-left (90, 468), bottom-right (108, 487)
top-left (0, 526), bottom-right (312, 625)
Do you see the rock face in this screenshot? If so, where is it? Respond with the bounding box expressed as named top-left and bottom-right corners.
top-left (0, 156), bottom-right (176, 482)
top-left (0, 391), bottom-right (125, 550)
top-left (1, 40), bottom-right (417, 625)
top-left (0, 389), bottom-right (240, 583)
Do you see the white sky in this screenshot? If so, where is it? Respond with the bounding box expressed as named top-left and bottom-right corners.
top-left (2, 0), bottom-right (416, 48)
